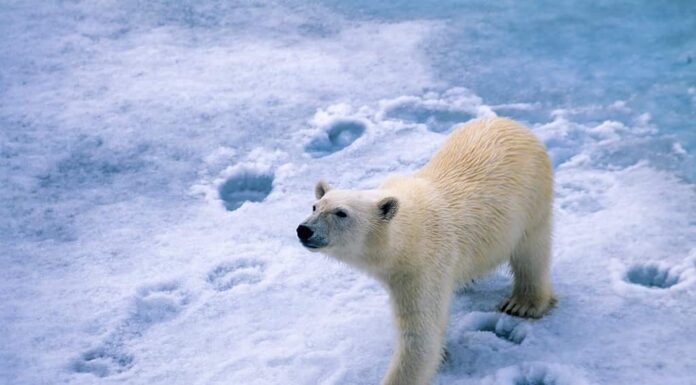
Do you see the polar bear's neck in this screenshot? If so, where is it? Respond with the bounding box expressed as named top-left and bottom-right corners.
top-left (359, 176), bottom-right (449, 281)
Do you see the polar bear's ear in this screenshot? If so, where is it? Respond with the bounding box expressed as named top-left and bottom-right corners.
top-left (315, 180), bottom-right (332, 199)
top-left (377, 197), bottom-right (399, 221)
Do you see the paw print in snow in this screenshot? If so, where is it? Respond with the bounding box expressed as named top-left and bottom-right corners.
top-left (218, 171), bottom-right (274, 211)
top-left (207, 259), bottom-right (266, 291)
top-left (305, 118), bottom-right (366, 158)
top-left (461, 312), bottom-right (529, 344)
top-left (133, 281), bottom-right (190, 323)
top-left (72, 345), bottom-right (134, 377)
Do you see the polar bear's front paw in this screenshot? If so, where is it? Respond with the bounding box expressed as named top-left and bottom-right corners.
top-left (498, 295), bottom-right (555, 319)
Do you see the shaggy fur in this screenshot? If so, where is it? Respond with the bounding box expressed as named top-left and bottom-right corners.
top-left (298, 117), bottom-right (555, 385)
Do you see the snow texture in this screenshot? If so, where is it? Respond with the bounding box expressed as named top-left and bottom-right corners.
top-left (1, 1), bottom-right (695, 385)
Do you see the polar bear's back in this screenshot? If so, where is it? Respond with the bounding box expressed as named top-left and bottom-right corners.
top-left (416, 117), bottom-right (553, 280)
top-left (418, 117), bottom-right (550, 188)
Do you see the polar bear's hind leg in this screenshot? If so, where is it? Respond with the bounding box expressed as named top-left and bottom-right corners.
top-left (499, 220), bottom-right (555, 318)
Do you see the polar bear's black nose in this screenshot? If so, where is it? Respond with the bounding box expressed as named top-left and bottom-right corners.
top-left (297, 225), bottom-right (314, 241)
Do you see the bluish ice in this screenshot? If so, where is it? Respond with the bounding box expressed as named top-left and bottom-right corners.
top-left (1, 1), bottom-right (694, 385)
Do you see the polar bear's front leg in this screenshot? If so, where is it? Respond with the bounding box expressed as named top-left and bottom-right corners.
top-left (382, 275), bottom-right (452, 385)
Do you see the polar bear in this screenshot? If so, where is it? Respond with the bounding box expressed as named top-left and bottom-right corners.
top-left (297, 117), bottom-right (555, 385)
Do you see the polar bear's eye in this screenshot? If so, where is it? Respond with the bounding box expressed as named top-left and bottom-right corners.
top-left (312, 205), bottom-right (316, 212)
top-left (335, 210), bottom-right (348, 218)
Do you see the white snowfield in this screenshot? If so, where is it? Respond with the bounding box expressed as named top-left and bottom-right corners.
top-left (1, 2), bottom-right (694, 385)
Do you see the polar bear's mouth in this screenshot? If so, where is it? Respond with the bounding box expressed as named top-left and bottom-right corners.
top-left (301, 241), bottom-right (324, 250)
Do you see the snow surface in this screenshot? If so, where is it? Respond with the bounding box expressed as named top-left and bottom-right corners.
top-left (1, 1), bottom-right (695, 385)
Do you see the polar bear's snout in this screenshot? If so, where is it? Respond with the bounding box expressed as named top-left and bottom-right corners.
top-left (296, 221), bottom-right (328, 250)
top-left (296, 225), bottom-right (313, 241)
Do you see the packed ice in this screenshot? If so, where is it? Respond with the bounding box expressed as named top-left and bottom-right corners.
top-left (1, 1), bottom-right (694, 385)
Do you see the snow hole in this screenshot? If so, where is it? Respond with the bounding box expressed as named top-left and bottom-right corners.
top-left (305, 118), bottom-right (366, 157)
top-left (218, 171), bottom-right (274, 211)
top-left (624, 263), bottom-right (681, 289)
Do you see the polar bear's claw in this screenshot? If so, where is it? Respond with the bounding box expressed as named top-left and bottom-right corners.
top-left (499, 296), bottom-right (554, 319)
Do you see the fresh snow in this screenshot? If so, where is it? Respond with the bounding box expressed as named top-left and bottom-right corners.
top-left (1, 1), bottom-right (695, 385)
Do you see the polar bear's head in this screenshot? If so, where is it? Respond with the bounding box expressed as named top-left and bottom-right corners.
top-left (297, 180), bottom-right (398, 264)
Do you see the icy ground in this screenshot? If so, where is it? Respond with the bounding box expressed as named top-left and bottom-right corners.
top-left (1, 1), bottom-right (695, 385)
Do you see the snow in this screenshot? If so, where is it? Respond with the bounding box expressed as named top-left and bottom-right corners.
top-left (1, 1), bottom-right (695, 385)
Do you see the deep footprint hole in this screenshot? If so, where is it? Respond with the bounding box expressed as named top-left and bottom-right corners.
top-left (624, 264), bottom-right (680, 289)
top-left (305, 119), bottom-right (366, 157)
top-left (219, 171), bottom-right (274, 211)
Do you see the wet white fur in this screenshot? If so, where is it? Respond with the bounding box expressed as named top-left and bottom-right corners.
top-left (312, 117), bottom-right (555, 385)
